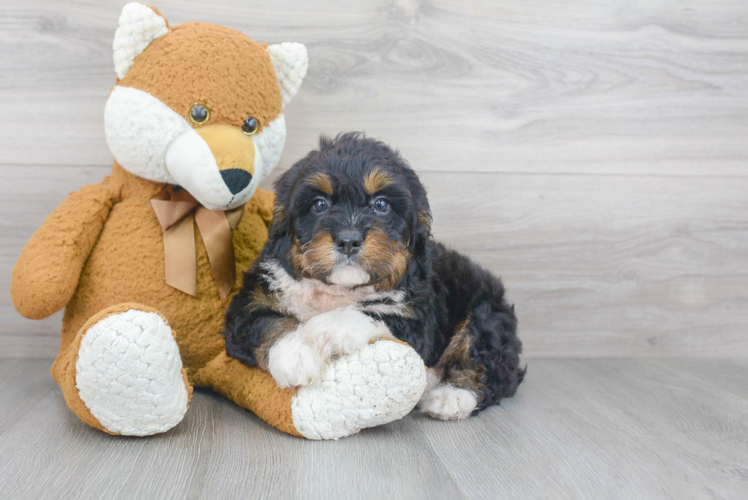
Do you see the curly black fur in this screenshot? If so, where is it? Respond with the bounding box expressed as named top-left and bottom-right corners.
top-left (223, 133), bottom-right (524, 413)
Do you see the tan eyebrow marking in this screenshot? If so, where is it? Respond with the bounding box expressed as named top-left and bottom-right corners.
top-left (363, 167), bottom-right (394, 195)
top-left (308, 172), bottom-right (334, 195)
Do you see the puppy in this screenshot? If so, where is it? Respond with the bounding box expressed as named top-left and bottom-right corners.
top-left (223, 133), bottom-right (524, 420)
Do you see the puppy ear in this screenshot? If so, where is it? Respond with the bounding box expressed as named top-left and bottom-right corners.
top-left (409, 177), bottom-right (432, 258)
top-left (415, 208), bottom-right (432, 250)
top-left (267, 203), bottom-right (288, 241)
top-left (268, 161), bottom-right (306, 241)
top-left (266, 192), bottom-right (292, 263)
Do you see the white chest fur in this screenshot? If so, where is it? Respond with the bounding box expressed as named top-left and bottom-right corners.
top-left (260, 261), bottom-right (409, 322)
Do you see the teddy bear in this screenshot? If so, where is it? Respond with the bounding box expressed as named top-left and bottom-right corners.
top-left (10, 3), bottom-right (427, 440)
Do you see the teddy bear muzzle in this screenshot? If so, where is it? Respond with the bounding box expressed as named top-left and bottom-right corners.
top-left (165, 123), bottom-right (262, 211)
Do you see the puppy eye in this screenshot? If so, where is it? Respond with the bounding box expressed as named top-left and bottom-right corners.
top-left (190, 104), bottom-right (210, 125)
top-left (242, 116), bottom-right (259, 135)
top-left (373, 198), bottom-right (390, 213)
top-left (312, 198), bottom-right (328, 213)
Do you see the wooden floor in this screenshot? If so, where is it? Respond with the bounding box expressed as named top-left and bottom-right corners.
top-left (0, 358), bottom-right (746, 499)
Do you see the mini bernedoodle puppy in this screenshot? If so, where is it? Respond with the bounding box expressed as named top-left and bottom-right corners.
top-left (223, 133), bottom-right (524, 420)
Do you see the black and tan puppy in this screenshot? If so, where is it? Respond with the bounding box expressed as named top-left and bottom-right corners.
top-left (223, 133), bottom-right (524, 420)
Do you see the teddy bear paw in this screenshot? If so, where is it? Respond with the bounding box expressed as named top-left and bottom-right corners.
top-left (75, 309), bottom-right (190, 436)
top-left (290, 339), bottom-right (427, 440)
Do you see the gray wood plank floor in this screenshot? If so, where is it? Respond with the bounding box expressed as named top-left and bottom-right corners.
top-left (2, 0), bottom-right (748, 359)
top-left (1, 358), bottom-right (746, 499)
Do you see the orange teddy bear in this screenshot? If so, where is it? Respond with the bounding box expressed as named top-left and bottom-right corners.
top-left (11, 3), bottom-right (426, 440)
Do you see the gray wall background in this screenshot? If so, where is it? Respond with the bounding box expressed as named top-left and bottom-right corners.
top-left (1, 0), bottom-right (746, 358)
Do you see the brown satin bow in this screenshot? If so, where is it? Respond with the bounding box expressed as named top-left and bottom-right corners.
top-left (150, 186), bottom-right (244, 300)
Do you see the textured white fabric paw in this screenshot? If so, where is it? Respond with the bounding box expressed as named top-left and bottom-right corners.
top-left (291, 340), bottom-right (427, 440)
top-left (303, 308), bottom-right (391, 358)
top-left (267, 331), bottom-right (324, 388)
top-left (418, 384), bottom-right (478, 421)
top-left (75, 309), bottom-right (189, 436)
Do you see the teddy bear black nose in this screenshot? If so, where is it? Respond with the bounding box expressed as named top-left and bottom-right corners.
top-left (220, 169), bottom-right (253, 195)
top-left (335, 230), bottom-right (364, 257)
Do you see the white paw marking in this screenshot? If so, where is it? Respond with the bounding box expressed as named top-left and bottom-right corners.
top-left (75, 309), bottom-right (189, 436)
top-left (267, 331), bottom-right (323, 388)
top-left (418, 384), bottom-right (478, 421)
top-left (424, 367), bottom-right (442, 393)
top-left (302, 308), bottom-right (392, 358)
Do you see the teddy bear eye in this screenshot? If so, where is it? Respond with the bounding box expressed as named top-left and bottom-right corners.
top-left (190, 104), bottom-right (209, 125)
top-left (242, 117), bottom-right (259, 135)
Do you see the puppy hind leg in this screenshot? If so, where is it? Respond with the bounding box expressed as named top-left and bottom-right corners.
top-left (468, 301), bottom-right (524, 411)
top-left (420, 303), bottom-right (524, 420)
top-left (418, 384), bottom-right (479, 421)
top-left (418, 319), bottom-right (483, 420)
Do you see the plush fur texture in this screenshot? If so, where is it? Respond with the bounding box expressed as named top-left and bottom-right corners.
top-left (224, 133), bottom-right (525, 419)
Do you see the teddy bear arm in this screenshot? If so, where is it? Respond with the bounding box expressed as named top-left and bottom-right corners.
top-left (11, 182), bottom-right (118, 319)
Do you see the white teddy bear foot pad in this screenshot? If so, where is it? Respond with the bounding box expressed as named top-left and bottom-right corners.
top-left (75, 309), bottom-right (190, 436)
top-left (290, 339), bottom-right (428, 440)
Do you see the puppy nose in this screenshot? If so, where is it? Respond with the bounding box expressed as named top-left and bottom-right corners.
top-left (335, 230), bottom-right (363, 256)
top-left (220, 168), bottom-right (253, 195)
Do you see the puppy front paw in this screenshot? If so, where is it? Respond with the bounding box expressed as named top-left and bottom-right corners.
top-left (303, 308), bottom-right (391, 358)
top-left (267, 333), bottom-right (323, 389)
top-left (418, 384), bottom-right (478, 420)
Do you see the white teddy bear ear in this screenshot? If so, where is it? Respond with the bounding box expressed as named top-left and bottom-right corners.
top-left (267, 43), bottom-right (309, 108)
top-left (113, 3), bottom-right (169, 79)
